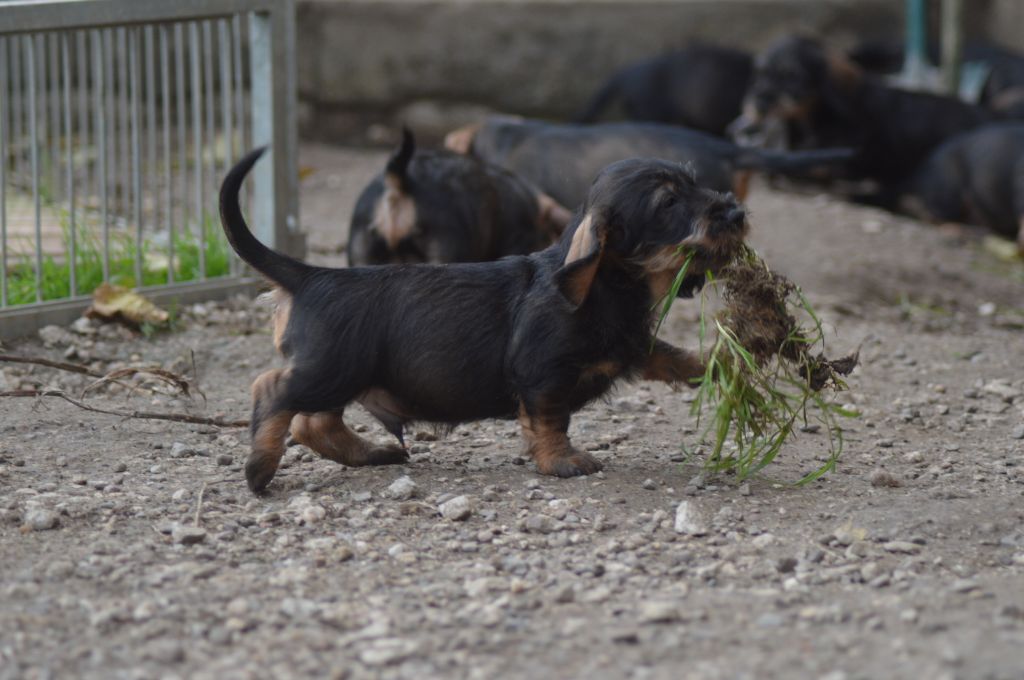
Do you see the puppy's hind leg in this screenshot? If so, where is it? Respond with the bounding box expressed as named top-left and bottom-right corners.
top-left (518, 406), bottom-right (603, 478)
top-left (247, 369), bottom-right (298, 493)
top-left (290, 411), bottom-right (409, 467)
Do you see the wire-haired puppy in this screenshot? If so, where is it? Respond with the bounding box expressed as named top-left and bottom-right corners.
top-left (220, 149), bottom-right (748, 493)
top-left (349, 129), bottom-right (571, 265)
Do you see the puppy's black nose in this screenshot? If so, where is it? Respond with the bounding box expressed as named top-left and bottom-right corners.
top-left (726, 206), bottom-right (746, 228)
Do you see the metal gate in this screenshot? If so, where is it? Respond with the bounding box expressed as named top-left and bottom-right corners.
top-left (0, 0), bottom-right (302, 340)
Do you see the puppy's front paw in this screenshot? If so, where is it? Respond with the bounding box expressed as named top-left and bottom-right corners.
top-left (538, 451), bottom-right (604, 478)
top-left (245, 455), bottom-right (278, 494)
top-left (365, 445), bottom-right (410, 466)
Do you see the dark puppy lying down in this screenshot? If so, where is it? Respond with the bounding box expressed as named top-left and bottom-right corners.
top-left (349, 129), bottom-right (571, 265)
top-left (576, 44), bottom-right (753, 137)
top-left (898, 123), bottom-right (1024, 254)
top-left (730, 35), bottom-right (993, 191)
top-left (221, 150), bottom-right (747, 493)
top-left (445, 117), bottom-right (851, 210)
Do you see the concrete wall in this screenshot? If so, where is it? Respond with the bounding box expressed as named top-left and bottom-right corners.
top-left (295, 0), bottom-right (905, 144)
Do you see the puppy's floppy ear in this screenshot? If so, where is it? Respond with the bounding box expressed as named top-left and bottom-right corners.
top-left (556, 212), bottom-right (606, 308)
top-left (444, 123), bottom-right (481, 155)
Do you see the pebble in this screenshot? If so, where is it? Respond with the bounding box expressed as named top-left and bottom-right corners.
top-left (386, 476), bottom-right (418, 501)
top-left (674, 501), bottom-right (707, 536)
top-left (113, 462), bottom-right (127, 473)
top-left (883, 541), bottom-right (921, 555)
top-left (524, 514), bottom-right (556, 534)
top-left (637, 600), bottom-right (680, 624)
top-left (172, 526), bottom-right (207, 545)
top-left (641, 478), bottom-right (657, 490)
top-left (216, 454), bottom-right (233, 466)
top-left (869, 469), bottom-right (902, 488)
top-left (438, 495), bottom-right (472, 521)
top-left (1011, 426), bottom-right (1024, 441)
top-left (169, 442), bottom-right (196, 458)
top-left (23, 508), bottom-right (59, 531)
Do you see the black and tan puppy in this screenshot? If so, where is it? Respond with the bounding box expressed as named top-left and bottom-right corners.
top-left (895, 123), bottom-right (1024, 254)
top-left (221, 149), bottom-right (747, 493)
top-left (576, 44), bottom-right (754, 137)
top-left (730, 35), bottom-right (992, 190)
top-left (349, 129), bottom-right (571, 265)
top-left (445, 116), bottom-right (852, 211)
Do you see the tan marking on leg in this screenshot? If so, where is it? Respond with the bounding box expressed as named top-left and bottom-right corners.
top-left (643, 340), bottom-right (705, 387)
top-left (443, 123), bottom-right (481, 155)
top-left (246, 369), bottom-right (295, 493)
top-left (536, 192), bottom-right (573, 241)
top-left (271, 289), bottom-right (292, 354)
top-left (518, 406), bottom-right (602, 477)
top-left (290, 411), bottom-right (407, 467)
top-left (579, 360), bottom-right (622, 383)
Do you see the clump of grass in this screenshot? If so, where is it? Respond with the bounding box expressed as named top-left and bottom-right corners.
top-left (657, 246), bottom-right (858, 484)
top-left (4, 214), bottom-right (231, 307)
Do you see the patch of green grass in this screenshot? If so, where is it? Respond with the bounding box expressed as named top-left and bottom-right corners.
top-left (4, 213), bottom-right (232, 306)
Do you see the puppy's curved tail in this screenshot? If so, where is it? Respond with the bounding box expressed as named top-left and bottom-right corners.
top-left (385, 127), bottom-right (415, 189)
top-left (574, 75), bottom-right (621, 124)
top-left (733, 147), bottom-right (856, 173)
top-left (219, 147), bottom-right (310, 294)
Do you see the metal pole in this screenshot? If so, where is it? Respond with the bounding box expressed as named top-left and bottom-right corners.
top-left (26, 35), bottom-right (43, 302)
top-left (62, 33), bottom-right (77, 297)
top-left (160, 25), bottom-right (174, 284)
top-left (130, 28), bottom-right (143, 289)
top-left (941, 0), bottom-right (964, 96)
top-left (94, 29), bottom-right (109, 282)
top-left (903, 0), bottom-right (929, 88)
top-left (1, 37), bottom-right (8, 307)
top-left (190, 21), bottom-right (205, 279)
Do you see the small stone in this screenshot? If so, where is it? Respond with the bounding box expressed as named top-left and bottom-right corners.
top-left (23, 508), bottom-right (59, 531)
top-left (869, 469), bottom-right (902, 488)
top-left (752, 533), bottom-right (776, 549)
top-left (216, 454), bottom-right (233, 466)
top-left (641, 478), bottom-right (657, 490)
top-left (674, 501), bottom-right (707, 536)
top-left (524, 514), bottom-right (556, 534)
top-left (949, 579), bottom-right (978, 594)
top-left (739, 483), bottom-right (752, 496)
top-left (113, 463), bottom-right (127, 473)
top-left (757, 612), bottom-right (785, 628)
top-left (438, 495), bottom-right (472, 521)
top-left (883, 541), bottom-right (921, 554)
top-left (169, 442), bottom-right (194, 459)
top-left (637, 600), bottom-right (679, 624)
top-left (1011, 426), bottom-right (1024, 441)
top-left (386, 476), bottom-right (418, 501)
top-left (904, 451), bottom-right (925, 464)
top-left (776, 557), bottom-right (798, 573)
top-left (172, 526), bottom-right (207, 545)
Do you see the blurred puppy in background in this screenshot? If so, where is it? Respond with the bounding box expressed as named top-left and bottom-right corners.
top-left (348, 129), bottom-right (571, 266)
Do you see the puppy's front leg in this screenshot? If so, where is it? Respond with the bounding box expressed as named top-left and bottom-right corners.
top-left (643, 339), bottom-right (705, 387)
top-left (518, 406), bottom-right (603, 477)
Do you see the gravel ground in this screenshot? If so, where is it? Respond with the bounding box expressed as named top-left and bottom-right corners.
top-left (1, 144), bottom-right (1023, 680)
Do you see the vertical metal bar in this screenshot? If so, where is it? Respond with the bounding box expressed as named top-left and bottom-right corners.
top-left (130, 29), bottom-right (142, 289)
top-left (251, 3), bottom-right (300, 257)
top-left (202, 19), bottom-right (215, 265)
top-left (10, 40), bottom-right (22, 187)
top-left (94, 29), bottom-right (109, 282)
top-left (76, 32), bottom-right (89, 202)
top-left (941, 0), bottom-right (964, 96)
top-left (62, 33), bottom-right (76, 298)
top-left (104, 27), bottom-right (115, 217)
top-left (174, 23), bottom-right (187, 246)
top-left (160, 25), bottom-right (174, 285)
top-left (232, 14), bottom-right (245, 155)
top-left (220, 18), bottom-right (236, 276)
top-left (48, 32), bottom-right (60, 203)
top-left (26, 35), bottom-right (42, 302)
top-left (144, 24), bottom-right (156, 231)
top-left (34, 35), bottom-right (47, 204)
top-left (117, 27), bottom-right (129, 215)
top-left (1, 37), bottom-right (8, 307)
top-left (190, 22), bottom-right (205, 279)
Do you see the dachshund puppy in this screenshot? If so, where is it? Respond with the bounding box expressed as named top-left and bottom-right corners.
top-left (729, 35), bottom-right (992, 193)
top-left (896, 123), bottom-right (1024, 254)
top-left (575, 44), bottom-right (754, 137)
top-left (445, 116), bottom-right (852, 210)
top-left (349, 129), bottom-right (571, 265)
top-left (220, 150), bottom-right (747, 493)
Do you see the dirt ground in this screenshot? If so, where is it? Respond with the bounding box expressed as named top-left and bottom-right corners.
top-left (1, 144), bottom-right (1023, 680)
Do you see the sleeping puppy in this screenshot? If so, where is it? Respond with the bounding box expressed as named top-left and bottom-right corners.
top-left (575, 44), bottom-right (754, 137)
top-left (445, 116), bottom-right (852, 210)
top-left (220, 149), bottom-right (747, 493)
top-left (897, 123), bottom-right (1024, 254)
top-left (730, 35), bottom-right (992, 192)
top-left (349, 129), bottom-right (572, 265)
